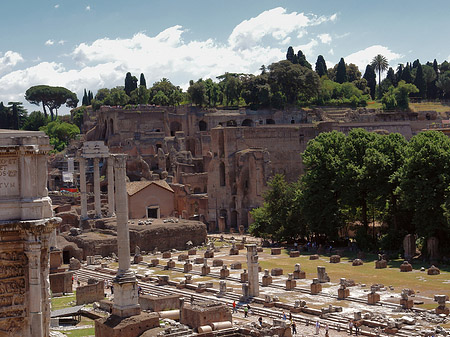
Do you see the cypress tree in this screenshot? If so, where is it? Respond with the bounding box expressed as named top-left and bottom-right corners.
top-left (412, 59), bottom-right (420, 69)
top-left (140, 73), bottom-right (147, 88)
top-left (286, 47), bottom-right (295, 63)
top-left (433, 59), bottom-right (439, 77)
top-left (413, 63), bottom-right (426, 98)
top-left (336, 58), bottom-right (347, 84)
top-left (125, 72), bottom-right (134, 96)
top-left (82, 89), bottom-right (88, 106)
top-left (315, 55), bottom-right (328, 77)
top-left (396, 64), bottom-right (404, 83)
top-left (363, 65), bottom-right (377, 99)
top-left (401, 65), bottom-right (412, 83)
top-left (297, 50), bottom-right (311, 69)
top-left (88, 90), bottom-right (93, 104)
top-left (386, 67), bottom-right (396, 86)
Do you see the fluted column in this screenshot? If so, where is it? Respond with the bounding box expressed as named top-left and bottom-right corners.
top-left (93, 158), bottom-right (101, 218)
top-left (79, 157), bottom-right (88, 219)
top-left (112, 154), bottom-right (140, 317)
top-left (26, 241), bottom-right (43, 337)
top-left (107, 156), bottom-right (115, 217)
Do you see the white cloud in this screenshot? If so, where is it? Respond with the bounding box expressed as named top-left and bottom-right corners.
top-left (318, 33), bottom-right (332, 44)
top-left (0, 8), bottom-right (338, 109)
top-left (45, 40), bottom-right (54, 46)
top-left (0, 51), bottom-right (23, 75)
top-left (228, 7), bottom-right (336, 51)
top-left (345, 45), bottom-right (403, 72)
top-left (329, 48), bottom-right (334, 56)
top-left (58, 40), bottom-right (66, 45)
top-left (54, 4), bottom-right (59, 9)
top-left (86, 5), bottom-right (91, 11)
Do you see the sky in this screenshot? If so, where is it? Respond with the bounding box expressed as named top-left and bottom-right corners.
top-left (1, 0), bottom-right (450, 114)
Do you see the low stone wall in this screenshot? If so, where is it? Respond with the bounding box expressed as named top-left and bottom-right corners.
top-left (76, 280), bottom-right (105, 305)
top-left (139, 294), bottom-right (181, 312)
top-left (181, 302), bottom-right (232, 330)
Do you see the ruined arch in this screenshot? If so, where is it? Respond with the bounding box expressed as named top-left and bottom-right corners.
top-left (226, 120), bottom-right (237, 127)
top-left (231, 210), bottom-right (238, 228)
top-left (199, 120), bottom-right (207, 131)
top-left (170, 121), bottom-right (182, 136)
top-left (241, 119), bottom-right (253, 127)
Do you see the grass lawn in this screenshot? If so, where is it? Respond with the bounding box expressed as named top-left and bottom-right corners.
top-left (51, 292), bottom-right (76, 311)
top-left (64, 327), bottom-right (95, 337)
top-left (410, 102), bottom-right (450, 115)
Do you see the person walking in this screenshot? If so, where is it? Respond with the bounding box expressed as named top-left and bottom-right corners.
top-left (247, 304), bottom-right (251, 315)
top-left (349, 320), bottom-right (353, 335)
top-left (291, 321), bottom-right (297, 335)
top-left (289, 312), bottom-right (292, 321)
top-left (282, 312), bottom-right (287, 320)
top-left (355, 321), bottom-right (360, 336)
top-left (325, 323), bottom-right (329, 337)
top-left (315, 320), bottom-right (320, 335)
top-left (232, 301), bottom-right (237, 313)
top-left (258, 316), bottom-right (263, 326)
top-left (244, 306), bottom-right (248, 318)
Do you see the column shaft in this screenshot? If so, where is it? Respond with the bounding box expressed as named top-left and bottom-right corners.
top-left (79, 158), bottom-right (87, 219)
top-left (93, 158), bottom-right (101, 217)
top-left (26, 242), bottom-right (43, 337)
top-left (107, 156), bottom-right (115, 216)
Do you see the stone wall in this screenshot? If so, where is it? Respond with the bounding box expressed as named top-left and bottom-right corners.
top-left (49, 271), bottom-right (73, 294)
top-left (180, 302), bottom-right (232, 330)
top-left (139, 294), bottom-right (181, 312)
top-left (76, 280), bottom-right (105, 305)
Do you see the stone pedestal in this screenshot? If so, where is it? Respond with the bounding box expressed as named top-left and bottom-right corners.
top-left (229, 247), bottom-right (239, 255)
top-left (178, 254), bottom-right (188, 261)
top-left (95, 312), bottom-right (159, 337)
top-left (311, 279), bottom-right (322, 294)
top-left (133, 255), bottom-right (143, 264)
top-left (317, 266), bottom-right (330, 283)
top-left (330, 255), bottom-right (341, 263)
top-left (246, 244), bottom-right (259, 297)
top-left (368, 292), bottom-right (380, 305)
top-left (231, 262), bottom-right (242, 270)
top-left (286, 274), bottom-right (296, 290)
top-left (188, 249), bottom-right (197, 255)
top-left (400, 261), bottom-right (413, 272)
top-left (293, 264), bottom-right (305, 279)
top-left (218, 216), bottom-right (226, 232)
top-left (309, 254), bottom-right (319, 260)
top-left (271, 268), bottom-right (283, 276)
top-left (375, 260), bottom-right (387, 269)
top-left (204, 250), bottom-right (214, 258)
top-left (338, 287), bottom-right (350, 299)
top-left (428, 265), bottom-right (440, 275)
top-left (150, 259), bottom-right (159, 267)
top-left (201, 265), bottom-right (210, 276)
top-left (212, 259), bottom-right (223, 267)
top-left (167, 259), bottom-right (175, 269)
top-left (162, 251), bottom-right (171, 259)
top-left (262, 269), bottom-right (273, 286)
top-left (183, 262), bottom-right (192, 273)
top-left (240, 270), bottom-right (248, 282)
top-left (220, 266), bottom-right (229, 279)
top-left (400, 299), bottom-right (414, 309)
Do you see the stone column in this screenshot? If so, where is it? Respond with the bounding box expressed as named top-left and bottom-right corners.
top-left (112, 154), bottom-right (140, 318)
top-left (107, 156), bottom-right (115, 217)
top-left (93, 157), bottom-right (101, 218)
top-left (246, 244), bottom-right (259, 297)
top-left (79, 157), bottom-right (88, 220)
top-left (26, 241), bottom-right (44, 337)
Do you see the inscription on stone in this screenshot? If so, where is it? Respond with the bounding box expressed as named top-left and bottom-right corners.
top-left (0, 157), bottom-right (19, 197)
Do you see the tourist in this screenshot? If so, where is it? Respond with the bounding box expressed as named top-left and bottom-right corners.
top-left (325, 323), bottom-right (329, 337)
top-left (289, 312), bottom-right (292, 321)
top-left (138, 286), bottom-right (142, 295)
top-left (258, 316), bottom-right (263, 326)
top-left (355, 321), bottom-right (360, 335)
top-left (348, 320), bottom-right (353, 335)
top-left (244, 306), bottom-right (248, 318)
top-left (291, 321), bottom-right (297, 335)
top-left (315, 320), bottom-right (320, 335)
top-left (282, 311), bottom-right (287, 320)
top-left (247, 304), bottom-right (251, 315)
top-left (232, 300), bottom-right (237, 313)
top-left (110, 285), bottom-right (114, 295)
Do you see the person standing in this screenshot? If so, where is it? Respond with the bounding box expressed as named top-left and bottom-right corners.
top-left (355, 321), bottom-right (360, 336)
top-left (244, 306), bottom-right (248, 318)
top-left (325, 323), bottom-right (329, 337)
top-left (282, 312), bottom-right (287, 320)
top-left (258, 316), bottom-right (263, 326)
top-left (315, 320), bottom-right (320, 335)
top-left (291, 321), bottom-right (297, 335)
top-left (232, 301), bottom-right (237, 313)
top-left (349, 320), bottom-right (353, 335)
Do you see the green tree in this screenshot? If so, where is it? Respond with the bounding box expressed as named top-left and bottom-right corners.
top-left (149, 78), bottom-right (183, 106)
top-left (413, 63), bottom-right (426, 98)
top-left (40, 120), bottom-right (80, 152)
top-left (315, 55), bottom-right (328, 77)
top-left (82, 89), bottom-right (89, 106)
top-left (335, 58), bottom-right (347, 84)
top-left (217, 73), bottom-right (242, 106)
top-left (422, 64), bottom-right (437, 99)
top-left (346, 63), bottom-right (361, 82)
top-left (124, 72), bottom-right (138, 96)
top-left (381, 81), bottom-right (418, 110)
top-left (401, 64), bottom-right (412, 83)
top-left (436, 71), bottom-right (450, 98)
top-left (187, 79), bottom-right (206, 106)
top-left (363, 65), bottom-right (377, 99)
top-left (204, 79), bottom-right (221, 107)
top-left (286, 46), bottom-right (295, 63)
top-left (104, 87), bottom-right (130, 106)
top-left (297, 50), bottom-right (312, 69)
top-left (241, 73), bottom-right (271, 108)
top-left (130, 85), bottom-right (150, 104)
top-left (25, 85), bottom-right (78, 121)
top-left (386, 67), bottom-right (396, 86)
top-left (139, 73), bottom-right (147, 88)
top-left (371, 54), bottom-right (389, 98)
top-left (22, 111), bottom-right (48, 131)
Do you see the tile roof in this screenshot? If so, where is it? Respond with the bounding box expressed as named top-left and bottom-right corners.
top-left (126, 180), bottom-right (174, 196)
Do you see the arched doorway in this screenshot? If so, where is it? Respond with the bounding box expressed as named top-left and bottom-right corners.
top-left (170, 121), bottom-right (182, 136)
top-left (241, 119), bottom-right (253, 127)
top-left (199, 120), bottom-right (207, 131)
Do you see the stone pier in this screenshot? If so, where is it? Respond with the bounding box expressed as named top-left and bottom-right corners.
top-left (246, 244), bottom-right (259, 297)
top-left (0, 130), bottom-right (60, 337)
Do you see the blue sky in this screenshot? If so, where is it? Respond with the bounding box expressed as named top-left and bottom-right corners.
top-left (1, 0), bottom-right (449, 113)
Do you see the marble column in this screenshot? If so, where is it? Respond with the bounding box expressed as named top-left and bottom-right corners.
top-left (107, 156), bottom-right (115, 217)
top-left (25, 241), bottom-right (43, 337)
top-left (79, 157), bottom-right (88, 219)
top-left (112, 154), bottom-right (140, 318)
top-left (246, 244), bottom-right (260, 297)
top-left (93, 157), bottom-right (101, 218)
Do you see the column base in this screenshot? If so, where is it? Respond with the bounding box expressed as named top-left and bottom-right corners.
top-left (112, 305), bottom-right (141, 318)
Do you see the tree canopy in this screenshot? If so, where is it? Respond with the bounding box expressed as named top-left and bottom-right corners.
top-left (25, 85), bottom-right (78, 120)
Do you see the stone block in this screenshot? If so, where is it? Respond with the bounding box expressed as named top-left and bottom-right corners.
top-left (400, 298), bottom-right (414, 309)
top-left (436, 307), bottom-right (450, 315)
top-left (368, 292), bottom-right (380, 305)
top-left (257, 247), bottom-right (264, 252)
top-left (201, 266), bottom-right (210, 276)
top-left (293, 270), bottom-right (306, 279)
top-left (162, 251), bottom-right (171, 259)
top-left (428, 265), bottom-right (440, 275)
top-left (240, 271), bottom-right (248, 283)
top-left (271, 268), bottom-right (283, 276)
top-left (194, 257), bottom-right (204, 264)
top-left (289, 251), bottom-right (300, 258)
top-left (157, 275), bottom-right (169, 285)
top-left (230, 262), bottom-right (242, 270)
top-left (311, 282), bottom-right (322, 294)
top-left (212, 259), bottom-right (223, 267)
top-left (95, 312), bottom-right (159, 337)
top-left (188, 249), bottom-right (197, 255)
top-left (330, 255), bottom-right (341, 263)
top-left (178, 254), bottom-right (188, 261)
top-left (352, 259), bottom-right (363, 266)
top-left (50, 271), bottom-right (73, 294)
top-left (262, 275), bottom-right (273, 286)
top-left (400, 261), bottom-right (413, 272)
top-left (133, 255), bottom-right (143, 264)
top-left (236, 243), bottom-right (245, 250)
top-left (309, 254), bottom-right (319, 260)
top-left (220, 267), bottom-right (230, 279)
top-left (167, 260), bottom-right (175, 269)
top-left (271, 248), bottom-right (282, 255)
top-left (204, 250), bottom-right (214, 258)
top-left (286, 279), bottom-right (296, 290)
top-left (183, 263), bottom-right (192, 273)
top-left (375, 260), bottom-right (387, 269)
top-left (229, 248), bottom-right (239, 255)
top-left (76, 280), bottom-right (104, 305)
top-left (150, 258), bottom-right (159, 267)
top-left (338, 288), bottom-right (350, 300)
